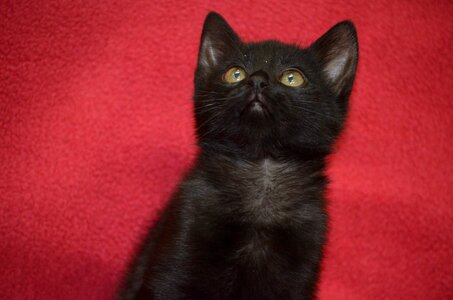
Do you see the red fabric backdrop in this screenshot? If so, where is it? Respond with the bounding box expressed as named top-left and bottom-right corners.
top-left (1, 1), bottom-right (452, 299)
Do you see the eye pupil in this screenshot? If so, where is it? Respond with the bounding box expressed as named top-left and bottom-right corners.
top-left (288, 74), bottom-right (294, 83)
top-left (234, 70), bottom-right (241, 79)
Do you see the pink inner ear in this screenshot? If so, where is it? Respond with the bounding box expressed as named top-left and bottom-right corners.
top-left (325, 53), bottom-right (349, 83)
top-left (197, 12), bottom-right (242, 75)
top-left (310, 21), bottom-right (358, 97)
top-left (200, 38), bottom-right (217, 69)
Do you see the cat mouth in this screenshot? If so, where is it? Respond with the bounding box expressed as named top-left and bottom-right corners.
top-left (241, 92), bottom-right (270, 117)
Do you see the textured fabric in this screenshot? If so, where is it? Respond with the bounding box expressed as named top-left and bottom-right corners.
top-left (1, 1), bottom-right (452, 299)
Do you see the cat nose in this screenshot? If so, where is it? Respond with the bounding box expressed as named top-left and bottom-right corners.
top-left (247, 71), bottom-right (269, 90)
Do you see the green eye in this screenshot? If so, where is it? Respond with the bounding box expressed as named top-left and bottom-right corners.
top-left (280, 69), bottom-right (305, 87)
top-left (223, 67), bottom-right (247, 83)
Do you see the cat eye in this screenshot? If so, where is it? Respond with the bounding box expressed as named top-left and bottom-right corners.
top-left (223, 67), bottom-right (247, 83)
top-left (279, 69), bottom-right (305, 87)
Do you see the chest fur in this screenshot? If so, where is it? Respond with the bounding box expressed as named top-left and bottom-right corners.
top-left (186, 157), bottom-right (326, 272)
top-left (218, 159), bottom-right (317, 225)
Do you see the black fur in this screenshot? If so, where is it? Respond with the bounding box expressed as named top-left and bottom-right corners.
top-left (118, 12), bottom-right (358, 300)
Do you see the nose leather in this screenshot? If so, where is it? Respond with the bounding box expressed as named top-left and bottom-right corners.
top-left (248, 71), bottom-right (269, 91)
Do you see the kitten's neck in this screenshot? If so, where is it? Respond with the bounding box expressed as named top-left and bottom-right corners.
top-left (199, 140), bottom-right (329, 162)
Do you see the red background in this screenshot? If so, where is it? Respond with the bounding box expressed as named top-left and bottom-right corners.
top-left (1, 1), bottom-right (452, 299)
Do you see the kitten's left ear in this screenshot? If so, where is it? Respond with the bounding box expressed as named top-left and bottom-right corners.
top-left (310, 21), bottom-right (358, 99)
top-left (196, 12), bottom-right (241, 78)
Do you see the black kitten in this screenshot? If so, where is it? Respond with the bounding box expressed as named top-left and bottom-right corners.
top-left (118, 12), bottom-right (358, 300)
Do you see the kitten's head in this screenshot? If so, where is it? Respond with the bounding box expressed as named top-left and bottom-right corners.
top-left (194, 12), bottom-right (358, 158)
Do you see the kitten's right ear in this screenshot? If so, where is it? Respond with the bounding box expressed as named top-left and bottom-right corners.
top-left (310, 21), bottom-right (358, 101)
top-left (197, 12), bottom-right (241, 78)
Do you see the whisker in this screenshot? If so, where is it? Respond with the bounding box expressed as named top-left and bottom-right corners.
top-left (197, 92), bottom-right (246, 102)
top-left (293, 100), bottom-right (322, 105)
top-left (194, 105), bottom-right (223, 114)
top-left (289, 105), bottom-right (338, 120)
top-left (195, 109), bottom-right (223, 133)
top-left (196, 90), bottom-right (227, 96)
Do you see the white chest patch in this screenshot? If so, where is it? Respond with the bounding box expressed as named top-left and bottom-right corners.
top-left (238, 159), bottom-right (300, 224)
top-left (260, 159), bottom-right (276, 191)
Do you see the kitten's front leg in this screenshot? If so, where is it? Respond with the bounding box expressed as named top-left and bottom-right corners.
top-left (117, 204), bottom-right (175, 300)
top-left (133, 281), bottom-right (188, 300)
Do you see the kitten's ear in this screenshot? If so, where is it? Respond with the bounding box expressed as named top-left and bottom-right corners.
top-left (310, 21), bottom-right (358, 99)
top-left (197, 12), bottom-right (241, 76)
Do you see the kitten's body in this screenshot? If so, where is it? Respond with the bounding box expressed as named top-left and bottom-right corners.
top-left (122, 155), bottom-right (326, 300)
top-left (119, 12), bottom-right (358, 300)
